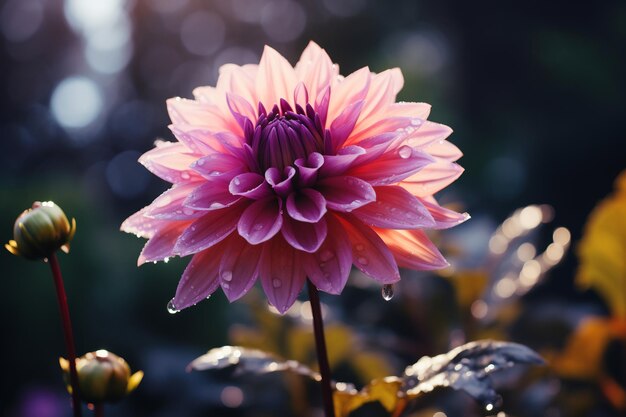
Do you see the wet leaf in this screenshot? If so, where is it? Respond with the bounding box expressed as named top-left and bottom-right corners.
top-left (188, 345), bottom-right (320, 380)
top-left (402, 340), bottom-right (544, 409)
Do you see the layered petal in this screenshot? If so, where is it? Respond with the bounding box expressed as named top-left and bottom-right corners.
top-left (219, 235), bottom-right (263, 301)
top-left (377, 228), bottom-right (449, 270)
top-left (281, 215), bottom-right (327, 253)
top-left (337, 214), bottom-right (400, 283)
top-left (139, 221), bottom-right (190, 265)
top-left (259, 236), bottom-right (307, 313)
top-left (316, 176), bottom-right (376, 212)
top-left (237, 197), bottom-right (283, 244)
top-left (353, 185), bottom-right (435, 229)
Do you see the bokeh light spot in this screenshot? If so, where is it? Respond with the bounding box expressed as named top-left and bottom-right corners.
top-left (220, 386), bottom-right (244, 408)
top-left (261, 0), bottom-right (306, 42)
top-left (180, 11), bottom-right (225, 56)
top-left (50, 76), bottom-right (103, 129)
top-left (0, 0), bottom-right (44, 43)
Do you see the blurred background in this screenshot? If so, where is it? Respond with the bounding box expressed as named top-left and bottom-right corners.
top-left (1, 0), bottom-right (625, 416)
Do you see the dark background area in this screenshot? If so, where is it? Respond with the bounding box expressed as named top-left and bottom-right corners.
top-left (1, 0), bottom-right (624, 416)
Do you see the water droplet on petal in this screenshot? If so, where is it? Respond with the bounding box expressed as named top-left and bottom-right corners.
top-left (398, 146), bottom-right (412, 159)
top-left (319, 249), bottom-right (334, 262)
top-left (272, 278), bottom-right (282, 288)
top-left (234, 177), bottom-right (241, 186)
top-left (410, 118), bottom-right (422, 126)
top-left (183, 208), bottom-right (195, 216)
top-left (382, 284), bottom-right (394, 301)
top-left (196, 159), bottom-right (205, 166)
top-left (355, 244), bottom-right (364, 251)
top-left (253, 224), bottom-right (264, 231)
top-left (357, 256), bottom-right (369, 265)
top-left (167, 299), bottom-right (180, 314)
top-left (181, 172), bottom-right (191, 180)
top-left (221, 270), bottom-right (233, 281)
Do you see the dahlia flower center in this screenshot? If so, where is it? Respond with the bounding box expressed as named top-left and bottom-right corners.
top-left (247, 100), bottom-right (325, 172)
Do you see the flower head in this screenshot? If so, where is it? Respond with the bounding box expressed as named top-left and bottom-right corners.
top-left (122, 42), bottom-right (468, 313)
top-left (60, 350), bottom-right (143, 404)
top-left (6, 201), bottom-right (76, 260)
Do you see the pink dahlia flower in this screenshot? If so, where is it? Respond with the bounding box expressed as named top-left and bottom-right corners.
top-left (122, 42), bottom-right (468, 313)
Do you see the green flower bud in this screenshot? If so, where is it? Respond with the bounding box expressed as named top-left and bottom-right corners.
top-left (5, 201), bottom-right (76, 260)
top-left (60, 350), bottom-right (143, 404)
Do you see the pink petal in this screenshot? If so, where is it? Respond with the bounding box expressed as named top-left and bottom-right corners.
top-left (170, 126), bottom-right (229, 155)
top-left (215, 63), bottom-right (258, 109)
top-left (286, 188), bottom-right (327, 222)
top-left (184, 179), bottom-right (241, 210)
top-left (357, 68), bottom-right (404, 126)
top-left (259, 236), bottom-right (306, 313)
top-left (139, 221), bottom-right (190, 265)
top-left (336, 214), bottom-right (400, 283)
top-left (423, 138), bottom-right (462, 162)
top-left (420, 198), bottom-right (470, 229)
top-left (145, 183), bottom-right (204, 220)
top-left (229, 172), bottom-right (272, 199)
top-left (385, 102), bottom-right (432, 119)
top-left (121, 207), bottom-right (160, 238)
top-left (327, 67), bottom-right (371, 123)
top-left (348, 116), bottom-right (422, 145)
top-left (167, 97), bottom-right (235, 133)
top-left (138, 141), bottom-right (200, 184)
top-left (171, 241), bottom-right (228, 311)
top-left (329, 99), bottom-right (364, 151)
top-left (294, 41), bottom-right (336, 104)
top-left (405, 121), bottom-right (453, 149)
top-left (317, 176), bottom-right (376, 212)
top-left (281, 215), bottom-right (327, 253)
top-left (174, 203), bottom-right (246, 256)
top-left (319, 146), bottom-right (366, 177)
top-left (237, 197), bottom-right (283, 244)
top-left (219, 235), bottom-right (263, 301)
top-left (256, 46), bottom-right (298, 109)
top-left (377, 228), bottom-right (448, 270)
top-left (303, 215), bottom-right (352, 294)
top-left (401, 160), bottom-right (464, 197)
top-left (190, 152), bottom-right (246, 180)
top-left (347, 146), bottom-right (434, 186)
top-left (353, 185), bottom-right (435, 229)
top-left (226, 92), bottom-right (256, 130)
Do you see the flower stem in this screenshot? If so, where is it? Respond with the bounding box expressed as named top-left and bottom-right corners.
top-left (48, 253), bottom-right (82, 417)
top-left (307, 280), bottom-right (335, 417)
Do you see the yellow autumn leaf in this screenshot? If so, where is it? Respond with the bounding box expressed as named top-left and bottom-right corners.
top-left (551, 317), bottom-right (626, 379)
top-left (577, 170), bottom-right (626, 318)
top-left (333, 377), bottom-right (405, 417)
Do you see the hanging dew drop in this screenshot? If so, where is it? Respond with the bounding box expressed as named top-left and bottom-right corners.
top-left (167, 299), bottom-right (180, 314)
top-left (382, 284), bottom-right (394, 301)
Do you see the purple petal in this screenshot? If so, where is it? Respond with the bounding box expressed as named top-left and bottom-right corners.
top-left (174, 203), bottom-right (246, 256)
top-left (347, 146), bottom-right (434, 186)
top-left (139, 221), bottom-right (190, 265)
top-left (219, 235), bottom-right (263, 301)
top-left (171, 241), bottom-right (228, 310)
top-left (184, 179), bottom-right (241, 211)
top-left (285, 188), bottom-right (327, 223)
top-left (318, 146), bottom-right (365, 178)
top-left (353, 186), bottom-right (435, 229)
top-left (316, 176), bottom-right (376, 212)
top-left (237, 197), bottom-right (283, 244)
top-left (303, 215), bottom-right (353, 294)
top-left (294, 152), bottom-right (324, 186)
top-left (190, 153), bottom-right (246, 180)
top-left (265, 166), bottom-right (295, 196)
top-left (329, 100), bottom-right (364, 151)
top-left (226, 92), bottom-right (256, 130)
top-left (337, 214), bottom-right (400, 283)
top-left (121, 207), bottom-right (162, 238)
top-left (259, 236), bottom-right (306, 313)
top-left (281, 215), bottom-right (327, 253)
top-left (229, 172), bottom-right (272, 200)
top-left (145, 184), bottom-right (204, 220)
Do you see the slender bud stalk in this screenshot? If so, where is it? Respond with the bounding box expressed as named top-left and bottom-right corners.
top-left (49, 253), bottom-right (82, 417)
top-left (307, 280), bottom-right (335, 417)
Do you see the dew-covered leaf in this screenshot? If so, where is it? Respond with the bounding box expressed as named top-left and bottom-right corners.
top-left (188, 345), bottom-right (320, 379)
top-left (402, 340), bottom-right (544, 410)
top-left (333, 377), bottom-right (404, 417)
